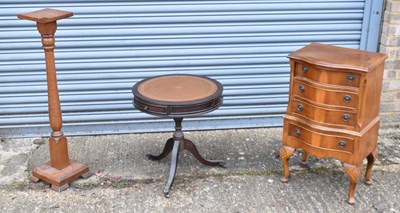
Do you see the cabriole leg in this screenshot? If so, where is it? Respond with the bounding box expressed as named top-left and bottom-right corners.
top-left (280, 146), bottom-right (295, 183)
top-left (300, 150), bottom-right (309, 165)
top-left (365, 148), bottom-right (378, 185)
top-left (343, 163), bottom-right (362, 205)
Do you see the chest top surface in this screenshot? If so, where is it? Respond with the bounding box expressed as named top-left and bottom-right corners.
top-left (289, 43), bottom-right (387, 72)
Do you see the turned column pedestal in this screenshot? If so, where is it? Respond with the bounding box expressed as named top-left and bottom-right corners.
top-left (17, 8), bottom-right (91, 192)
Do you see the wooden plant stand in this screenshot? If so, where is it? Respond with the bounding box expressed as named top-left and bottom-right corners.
top-left (17, 9), bottom-right (91, 192)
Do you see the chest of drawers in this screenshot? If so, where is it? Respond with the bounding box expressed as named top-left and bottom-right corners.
top-left (279, 43), bottom-right (387, 204)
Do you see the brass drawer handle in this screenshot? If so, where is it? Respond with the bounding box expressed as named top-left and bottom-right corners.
top-left (294, 129), bottom-right (301, 137)
top-left (297, 104), bottom-right (304, 111)
top-left (338, 141), bottom-right (346, 148)
top-left (301, 65), bottom-right (308, 73)
top-left (343, 95), bottom-right (352, 103)
top-left (299, 85), bottom-right (305, 93)
top-left (347, 74), bottom-right (355, 82)
top-left (342, 114), bottom-right (350, 122)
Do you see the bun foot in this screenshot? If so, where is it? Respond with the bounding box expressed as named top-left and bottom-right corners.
top-left (51, 183), bottom-right (69, 192)
top-left (81, 171), bottom-right (93, 179)
top-left (280, 177), bottom-right (289, 183)
top-left (30, 175), bottom-right (40, 183)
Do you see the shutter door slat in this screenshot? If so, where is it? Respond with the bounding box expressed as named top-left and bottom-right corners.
top-left (0, 0), bottom-right (367, 137)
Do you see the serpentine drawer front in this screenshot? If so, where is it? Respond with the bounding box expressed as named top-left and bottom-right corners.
top-left (292, 79), bottom-right (359, 109)
top-left (279, 43), bottom-right (387, 204)
top-left (287, 122), bottom-right (355, 154)
top-left (289, 98), bottom-right (357, 128)
top-left (294, 62), bottom-right (362, 87)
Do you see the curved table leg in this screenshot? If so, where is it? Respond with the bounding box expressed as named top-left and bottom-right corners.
top-left (344, 163), bottom-right (362, 205)
top-left (183, 139), bottom-right (224, 167)
top-left (163, 139), bottom-right (180, 197)
top-left (365, 148), bottom-right (378, 185)
top-left (147, 138), bottom-right (174, 161)
top-left (280, 146), bottom-right (295, 183)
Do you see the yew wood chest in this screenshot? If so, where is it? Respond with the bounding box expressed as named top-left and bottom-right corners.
top-left (279, 43), bottom-right (387, 204)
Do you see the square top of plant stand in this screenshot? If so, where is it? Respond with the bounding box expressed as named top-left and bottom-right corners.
top-left (17, 8), bottom-right (73, 23)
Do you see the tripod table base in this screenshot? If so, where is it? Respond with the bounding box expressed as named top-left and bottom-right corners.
top-left (148, 137), bottom-right (224, 197)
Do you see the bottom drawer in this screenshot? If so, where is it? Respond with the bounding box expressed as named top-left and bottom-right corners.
top-left (287, 122), bottom-right (354, 154)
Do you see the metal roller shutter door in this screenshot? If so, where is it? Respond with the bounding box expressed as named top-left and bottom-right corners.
top-left (0, 0), bottom-right (377, 137)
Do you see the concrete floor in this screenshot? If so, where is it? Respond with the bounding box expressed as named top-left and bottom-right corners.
top-left (0, 127), bottom-right (399, 212)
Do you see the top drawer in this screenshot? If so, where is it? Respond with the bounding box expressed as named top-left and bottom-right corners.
top-left (294, 61), bottom-right (361, 87)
